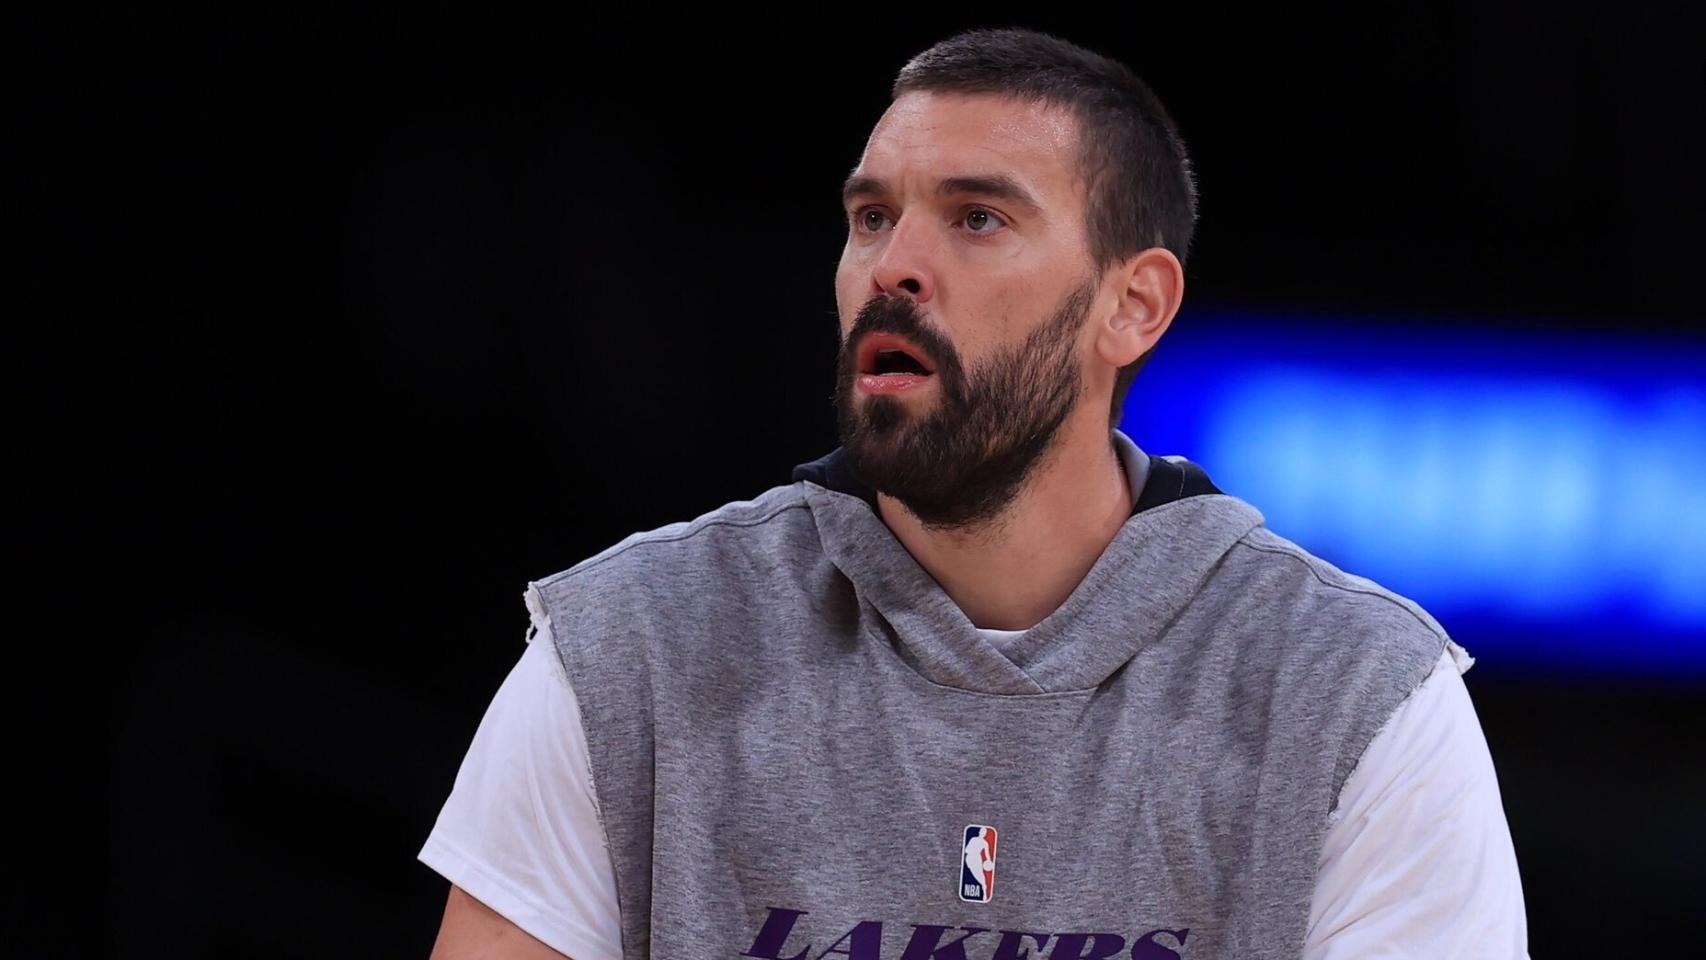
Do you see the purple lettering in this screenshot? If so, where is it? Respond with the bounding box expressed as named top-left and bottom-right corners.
top-left (742, 907), bottom-right (1193, 960)
top-left (989, 930), bottom-right (1053, 960)
top-left (1129, 928), bottom-right (1189, 960)
top-left (898, 924), bottom-right (992, 960)
top-left (815, 920), bottom-right (883, 960)
top-left (742, 906), bottom-right (812, 960)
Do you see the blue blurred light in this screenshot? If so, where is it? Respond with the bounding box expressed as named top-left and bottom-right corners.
top-left (1120, 305), bottom-right (1706, 677)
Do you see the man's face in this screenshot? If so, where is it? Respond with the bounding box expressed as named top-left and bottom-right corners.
top-left (833, 91), bottom-right (1103, 531)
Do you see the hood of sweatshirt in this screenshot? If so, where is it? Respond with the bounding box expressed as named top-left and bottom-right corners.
top-left (790, 428), bottom-right (1266, 693)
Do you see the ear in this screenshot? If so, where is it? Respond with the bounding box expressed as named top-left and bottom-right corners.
top-left (1094, 247), bottom-right (1184, 369)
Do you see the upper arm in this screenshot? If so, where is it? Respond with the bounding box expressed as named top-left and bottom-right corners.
top-left (430, 884), bottom-right (573, 960)
top-left (417, 611), bottom-right (624, 960)
top-left (1305, 647), bottom-right (1530, 959)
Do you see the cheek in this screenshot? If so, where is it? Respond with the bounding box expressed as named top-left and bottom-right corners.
top-left (836, 242), bottom-right (863, 283)
top-left (969, 293), bottom-right (1025, 342)
top-left (834, 272), bottom-right (861, 328)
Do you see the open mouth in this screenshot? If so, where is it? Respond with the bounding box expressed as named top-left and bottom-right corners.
top-left (872, 349), bottom-right (931, 375)
top-left (854, 333), bottom-right (938, 395)
top-left (856, 333), bottom-right (937, 377)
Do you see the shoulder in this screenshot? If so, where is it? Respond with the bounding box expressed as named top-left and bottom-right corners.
top-left (1219, 521), bottom-right (1452, 656)
top-left (524, 481), bottom-right (832, 658)
top-left (1215, 521), bottom-right (1480, 804)
top-left (532, 482), bottom-right (816, 598)
top-left (1197, 518), bottom-right (1465, 780)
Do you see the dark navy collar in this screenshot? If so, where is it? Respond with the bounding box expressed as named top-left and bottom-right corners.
top-left (790, 446), bottom-right (881, 510)
top-left (791, 439), bottom-right (1221, 518)
top-left (1132, 454), bottom-right (1223, 514)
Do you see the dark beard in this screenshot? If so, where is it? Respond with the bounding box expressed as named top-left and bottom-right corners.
top-left (832, 277), bottom-right (1096, 532)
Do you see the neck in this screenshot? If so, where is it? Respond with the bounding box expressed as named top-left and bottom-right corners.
top-left (876, 406), bottom-right (1135, 631)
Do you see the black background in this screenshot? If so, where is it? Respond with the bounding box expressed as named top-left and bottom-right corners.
top-left (15, 4), bottom-right (1704, 956)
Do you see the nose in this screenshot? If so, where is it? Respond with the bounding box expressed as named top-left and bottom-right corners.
top-left (868, 215), bottom-right (937, 303)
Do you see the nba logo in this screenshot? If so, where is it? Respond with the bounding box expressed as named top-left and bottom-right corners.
top-left (959, 824), bottom-right (998, 903)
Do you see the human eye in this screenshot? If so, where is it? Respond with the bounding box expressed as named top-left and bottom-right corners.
top-left (960, 207), bottom-right (1009, 236)
top-left (848, 207), bottom-right (891, 234)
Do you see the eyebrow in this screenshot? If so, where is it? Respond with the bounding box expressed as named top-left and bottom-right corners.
top-left (840, 173), bottom-right (1044, 216)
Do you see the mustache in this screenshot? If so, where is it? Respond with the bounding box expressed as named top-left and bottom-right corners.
top-left (852, 294), bottom-right (926, 336)
top-left (845, 295), bottom-right (959, 371)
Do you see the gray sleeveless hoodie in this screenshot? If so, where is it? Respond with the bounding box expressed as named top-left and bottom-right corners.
top-left (526, 429), bottom-right (1457, 960)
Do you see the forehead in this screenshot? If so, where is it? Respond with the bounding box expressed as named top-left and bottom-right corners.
top-left (850, 92), bottom-right (1084, 213)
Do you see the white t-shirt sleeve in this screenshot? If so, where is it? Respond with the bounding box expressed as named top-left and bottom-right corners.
top-left (1304, 642), bottom-right (1531, 959)
top-left (418, 599), bottom-right (624, 960)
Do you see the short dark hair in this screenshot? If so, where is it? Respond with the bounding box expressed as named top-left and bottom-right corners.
top-left (891, 27), bottom-right (1198, 425)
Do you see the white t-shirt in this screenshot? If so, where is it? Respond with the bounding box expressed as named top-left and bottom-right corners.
top-left (421, 615), bottom-right (1529, 960)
